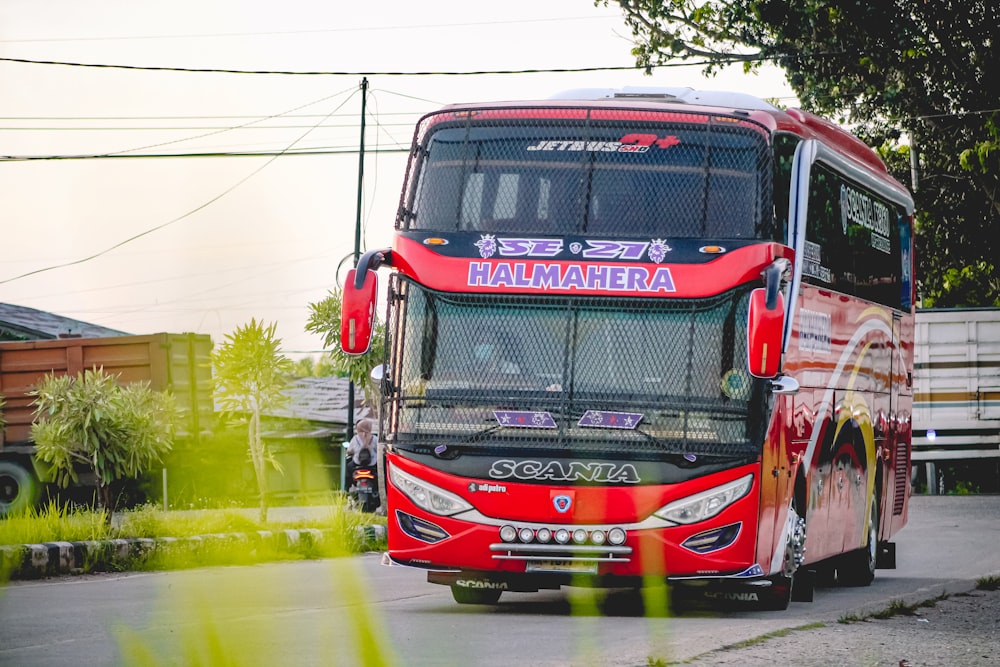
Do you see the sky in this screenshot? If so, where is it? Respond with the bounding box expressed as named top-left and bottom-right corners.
top-left (0, 0), bottom-right (797, 358)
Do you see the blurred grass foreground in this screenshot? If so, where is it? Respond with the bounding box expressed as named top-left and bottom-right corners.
top-left (0, 494), bottom-right (387, 580)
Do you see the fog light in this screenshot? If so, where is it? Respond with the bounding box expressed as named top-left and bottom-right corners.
top-left (681, 523), bottom-right (742, 554)
top-left (518, 527), bottom-right (535, 543)
top-left (608, 527), bottom-right (627, 546)
top-left (499, 525), bottom-right (517, 543)
top-left (590, 530), bottom-right (606, 545)
top-left (554, 529), bottom-right (571, 544)
top-left (572, 529), bottom-right (588, 544)
top-left (396, 511), bottom-right (449, 544)
top-left (536, 527), bottom-right (552, 543)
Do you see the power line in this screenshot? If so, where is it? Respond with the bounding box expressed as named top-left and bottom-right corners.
top-left (0, 86), bottom-right (363, 285)
top-left (0, 122), bottom-right (419, 131)
top-left (1, 85), bottom-right (420, 160)
top-left (0, 15), bottom-right (612, 44)
top-left (1, 147), bottom-right (409, 161)
top-left (0, 55), bottom-right (713, 76)
top-left (0, 112), bottom-right (422, 121)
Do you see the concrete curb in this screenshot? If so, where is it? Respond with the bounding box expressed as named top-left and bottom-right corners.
top-left (0, 524), bottom-right (387, 580)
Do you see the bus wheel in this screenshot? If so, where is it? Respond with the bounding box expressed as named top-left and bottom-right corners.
top-left (839, 492), bottom-right (878, 587)
top-left (0, 460), bottom-right (40, 516)
top-left (782, 501), bottom-right (807, 578)
top-left (758, 575), bottom-right (792, 611)
top-left (813, 560), bottom-right (838, 587)
top-left (451, 585), bottom-right (502, 605)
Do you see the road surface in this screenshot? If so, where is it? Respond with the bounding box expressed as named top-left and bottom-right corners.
top-left (1, 495), bottom-right (997, 666)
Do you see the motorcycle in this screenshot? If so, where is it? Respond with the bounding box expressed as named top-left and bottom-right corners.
top-left (348, 451), bottom-right (380, 513)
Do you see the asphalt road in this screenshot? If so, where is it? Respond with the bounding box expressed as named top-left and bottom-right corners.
top-left (1, 494), bottom-right (998, 666)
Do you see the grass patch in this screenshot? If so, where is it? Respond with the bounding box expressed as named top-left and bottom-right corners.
top-left (724, 623), bottom-right (825, 649)
top-left (977, 575), bottom-right (1000, 591)
top-left (868, 599), bottom-right (921, 619)
top-left (839, 592), bottom-right (949, 623)
top-left (0, 501), bottom-right (116, 545)
top-left (0, 496), bottom-right (384, 546)
top-left (0, 494), bottom-right (386, 579)
top-left (650, 623), bottom-right (826, 665)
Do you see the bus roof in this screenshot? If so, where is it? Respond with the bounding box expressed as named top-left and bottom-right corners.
top-left (434, 86), bottom-right (894, 181)
top-left (548, 86), bottom-right (781, 111)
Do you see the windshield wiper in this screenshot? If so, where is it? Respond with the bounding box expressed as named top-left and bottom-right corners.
top-left (457, 423), bottom-right (507, 447)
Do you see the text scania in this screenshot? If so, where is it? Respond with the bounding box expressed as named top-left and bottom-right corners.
top-left (456, 580), bottom-right (509, 590)
top-left (841, 184), bottom-right (892, 253)
top-left (489, 459), bottom-right (642, 484)
top-left (468, 261), bottom-right (676, 293)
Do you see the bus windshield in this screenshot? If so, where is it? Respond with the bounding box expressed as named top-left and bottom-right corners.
top-left (389, 279), bottom-right (765, 459)
top-left (404, 113), bottom-right (774, 240)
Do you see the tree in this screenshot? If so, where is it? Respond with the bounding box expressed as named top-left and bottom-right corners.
top-left (305, 288), bottom-right (386, 416)
top-left (31, 368), bottom-right (177, 514)
top-left (211, 319), bottom-right (293, 522)
top-left (604, 0), bottom-right (1000, 306)
top-left (291, 355), bottom-right (342, 378)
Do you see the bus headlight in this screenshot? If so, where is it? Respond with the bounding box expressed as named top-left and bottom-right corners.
top-left (389, 466), bottom-right (473, 516)
top-left (653, 474), bottom-right (753, 525)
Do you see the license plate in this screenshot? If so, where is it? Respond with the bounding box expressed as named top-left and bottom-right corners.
top-left (526, 560), bottom-right (598, 574)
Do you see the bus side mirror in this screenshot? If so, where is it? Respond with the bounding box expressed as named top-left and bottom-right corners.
top-left (746, 287), bottom-right (784, 379)
top-left (341, 268), bottom-right (378, 355)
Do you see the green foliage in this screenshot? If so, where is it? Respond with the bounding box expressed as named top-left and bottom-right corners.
top-left (950, 480), bottom-right (980, 496)
top-left (870, 598), bottom-right (921, 619)
top-left (606, 0), bottom-right (1000, 308)
top-left (112, 528), bottom-right (395, 667)
top-left (0, 501), bottom-right (115, 546)
top-left (0, 499), bottom-right (388, 579)
top-left (929, 263), bottom-right (1000, 308)
top-left (305, 288), bottom-right (385, 412)
top-left (211, 319), bottom-right (293, 522)
top-left (30, 369), bottom-right (177, 512)
top-left (290, 354), bottom-right (343, 378)
top-left (150, 429), bottom-right (258, 508)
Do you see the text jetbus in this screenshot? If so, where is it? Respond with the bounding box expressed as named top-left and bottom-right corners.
top-left (341, 87), bottom-right (915, 610)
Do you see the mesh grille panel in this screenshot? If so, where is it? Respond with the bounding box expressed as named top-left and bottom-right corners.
top-left (400, 107), bottom-right (774, 240)
top-left (386, 277), bottom-right (764, 458)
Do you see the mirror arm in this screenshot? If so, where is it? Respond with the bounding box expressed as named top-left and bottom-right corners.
top-left (770, 375), bottom-right (800, 395)
top-left (354, 248), bottom-right (393, 289)
top-left (762, 258), bottom-right (790, 310)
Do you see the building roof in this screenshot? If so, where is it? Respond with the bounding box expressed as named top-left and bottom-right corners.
top-left (0, 303), bottom-right (130, 341)
top-left (270, 376), bottom-right (373, 423)
top-left (256, 377), bottom-right (374, 440)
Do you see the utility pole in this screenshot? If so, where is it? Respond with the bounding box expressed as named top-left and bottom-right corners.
top-left (346, 77), bottom-right (368, 454)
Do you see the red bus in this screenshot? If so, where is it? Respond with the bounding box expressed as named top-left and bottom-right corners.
top-left (341, 87), bottom-right (915, 610)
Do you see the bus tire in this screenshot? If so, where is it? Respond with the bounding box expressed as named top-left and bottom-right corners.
top-left (758, 575), bottom-right (792, 611)
top-left (782, 498), bottom-right (807, 578)
top-left (839, 491), bottom-right (879, 587)
top-left (451, 584), bottom-right (502, 605)
top-left (0, 459), bottom-right (40, 516)
top-left (791, 567), bottom-right (815, 603)
top-left (813, 560), bottom-right (838, 587)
